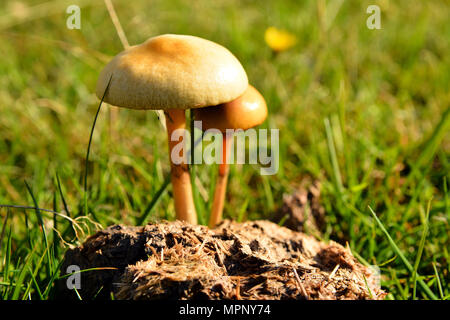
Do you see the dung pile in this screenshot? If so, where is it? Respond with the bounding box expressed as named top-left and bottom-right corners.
top-left (57, 220), bottom-right (385, 300)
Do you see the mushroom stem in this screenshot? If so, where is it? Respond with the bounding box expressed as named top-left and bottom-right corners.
top-left (209, 134), bottom-right (232, 228)
top-left (165, 109), bottom-right (197, 224)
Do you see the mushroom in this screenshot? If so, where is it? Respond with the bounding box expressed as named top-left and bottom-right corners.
top-left (96, 34), bottom-right (248, 224)
top-left (193, 85), bottom-right (267, 227)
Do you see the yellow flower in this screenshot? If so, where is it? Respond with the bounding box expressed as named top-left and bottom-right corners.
top-left (264, 27), bottom-right (297, 52)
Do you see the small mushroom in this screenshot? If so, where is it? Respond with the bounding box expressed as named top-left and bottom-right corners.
top-left (96, 34), bottom-right (248, 224)
top-left (193, 85), bottom-right (267, 227)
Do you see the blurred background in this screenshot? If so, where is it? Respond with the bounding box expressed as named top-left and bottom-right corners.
top-left (0, 0), bottom-right (448, 299)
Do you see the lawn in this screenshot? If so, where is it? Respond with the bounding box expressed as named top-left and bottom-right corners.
top-left (0, 0), bottom-right (448, 300)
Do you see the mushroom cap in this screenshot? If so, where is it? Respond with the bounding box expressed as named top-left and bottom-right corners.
top-left (193, 85), bottom-right (267, 133)
top-left (96, 34), bottom-right (248, 110)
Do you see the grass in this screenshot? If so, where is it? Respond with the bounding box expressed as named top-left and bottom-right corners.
top-left (0, 0), bottom-right (449, 300)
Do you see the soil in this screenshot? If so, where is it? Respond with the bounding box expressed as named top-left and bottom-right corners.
top-left (56, 220), bottom-right (385, 300)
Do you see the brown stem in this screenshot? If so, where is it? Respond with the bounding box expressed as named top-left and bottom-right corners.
top-left (165, 109), bottom-right (197, 224)
top-left (209, 134), bottom-right (232, 228)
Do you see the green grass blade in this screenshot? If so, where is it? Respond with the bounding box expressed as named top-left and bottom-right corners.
top-left (432, 262), bottom-right (444, 299)
top-left (57, 173), bottom-right (76, 239)
top-left (23, 207), bottom-right (32, 250)
top-left (25, 181), bottom-right (52, 274)
top-left (368, 206), bottom-right (438, 300)
top-left (73, 287), bottom-right (82, 300)
top-left (92, 285), bottom-right (104, 300)
top-left (42, 258), bottom-right (65, 298)
top-left (412, 200), bottom-right (431, 299)
top-left (415, 107), bottom-right (450, 169)
top-left (189, 110), bottom-right (206, 224)
top-left (2, 228), bottom-right (12, 298)
top-left (261, 175), bottom-right (275, 212)
top-left (237, 199), bottom-right (249, 223)
top-left (0, 209), bottom-right (9, 253)
top-left (444, 177), bottom-right (449, 220)
top-left (324, 117), bottom-right (344, 194)
top-left (52, 190), bottom-right (59, 259)
top-left (83, 75), bottom-right (113, 219)
top-left (22, 248), bottom-right (47, 300)
top-left (23, 266), bottom-right (42, 300)
top-left (11, 244), bottom-right (38, 300)
top-left (362, 274), bottom-right (374, 299)
top-left (190, 109), bottom-right (195, 167)
top-left (136, 175), bottom-right (170, 225)
top-left (0, 204), bottom-right (61, 215)
top-left (57, 267), bottom-right (118, 280)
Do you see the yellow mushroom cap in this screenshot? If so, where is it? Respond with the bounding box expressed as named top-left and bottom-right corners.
top-left (96, 34), bottom-right (248, 110)
top-left (193, 85), bottom-right (267, 133)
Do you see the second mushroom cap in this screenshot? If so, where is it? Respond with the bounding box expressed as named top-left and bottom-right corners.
top-left (193, 85), bottom-right (268, 132)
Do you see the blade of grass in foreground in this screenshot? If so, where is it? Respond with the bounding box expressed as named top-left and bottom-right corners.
top-left (52, 190), bottom-right (59, 259)
top-left (22, 248), bottom-right (48, 300)
top-left (0, 208), bottom-right (9, 252)
top-left (432, 262), bottom-right (444, 299)
top-left (189, 110), bottom-right (206, 225)
top-left (11, 244), bottom-right (38, 300)
top-left (368, 206), bottom-right (438, 300)
top-left (444, 177), bottom-right (449, 220)
top-left (42, 258), bottom-right (65, 298)
top-left (237, 199), bottom-right (249, 223)
top-left (324, 117), bottom-right (344, 195)
top-left (2, 228), bottom-right (12, 298)
top-left (412, 200), bottom-right (431, 300)
top-left (83, 75), bottom-right (113, 220)
top-left (57, 267), bottom-right (118, 280)
top-left (57, 173), bottom-right (77, 242)
top-left (136, 175), bottom-right (171, 226)
top-left (25, 181), bottom-right (52, 275)
top-left (408, 107), bottom-right (450, 181)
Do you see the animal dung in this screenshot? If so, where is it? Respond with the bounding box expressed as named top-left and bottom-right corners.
top-left (57, 220), bottom-right (385, 300)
